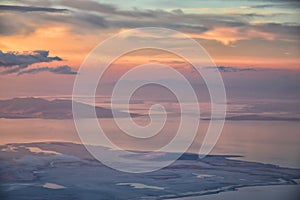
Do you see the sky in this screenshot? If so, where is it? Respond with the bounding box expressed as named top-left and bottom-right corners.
top-left (0, 0), bottom-right (299, 100)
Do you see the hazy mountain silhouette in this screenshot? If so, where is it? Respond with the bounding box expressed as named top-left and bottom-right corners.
top-left (0, 97), bottom-right (136, 119)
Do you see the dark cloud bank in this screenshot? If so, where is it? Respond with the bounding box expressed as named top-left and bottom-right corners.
top-left (203, 66), bottom-right (257, 72)
top-left (0, 5), bottom-right (69, 13)
top-left (0, 50), bottom-right (77, 75)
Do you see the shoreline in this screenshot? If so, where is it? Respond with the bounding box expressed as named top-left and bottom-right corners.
top-left (170, 182), bottom-right (300, 200)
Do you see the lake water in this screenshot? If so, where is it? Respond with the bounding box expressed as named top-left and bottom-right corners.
top-left (1, 118), bottom-right (299, 168)
top-left (174, 184), bottom-right (300, 200)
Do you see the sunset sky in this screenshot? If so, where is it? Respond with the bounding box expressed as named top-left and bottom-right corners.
top-left (0, 0), bottom-right (299, 99)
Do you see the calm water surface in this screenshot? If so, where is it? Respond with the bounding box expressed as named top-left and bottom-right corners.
top-left (0, 118), bottom-right (299, 168)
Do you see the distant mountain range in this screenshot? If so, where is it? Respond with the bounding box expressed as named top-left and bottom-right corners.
top-left (1, 97), bottom-right (298, 121)
top-left (0, 97), bottom-right (135, 119)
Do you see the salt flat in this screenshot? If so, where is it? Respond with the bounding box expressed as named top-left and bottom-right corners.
top-left (0, 142), bottom-right (299, 200)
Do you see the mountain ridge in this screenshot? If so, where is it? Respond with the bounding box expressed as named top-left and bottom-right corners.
top-left (0, 97), bottom-right (135, 119)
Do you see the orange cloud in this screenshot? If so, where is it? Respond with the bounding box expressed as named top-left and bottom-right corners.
top-left (188, 27), bottom-right (275, 45)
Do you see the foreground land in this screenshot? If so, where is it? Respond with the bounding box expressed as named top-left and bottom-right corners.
top-left (0, 142), bottom-right (299, 199)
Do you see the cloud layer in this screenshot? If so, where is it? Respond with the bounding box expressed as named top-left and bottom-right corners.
top-left (0, 0), bottom-right (299, 44)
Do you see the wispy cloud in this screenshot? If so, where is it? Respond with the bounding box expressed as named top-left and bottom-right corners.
top-left (203, 66), bottom-right (258, 72)
top-left (17, 65), bottom-right (77, 75)
top-left (249, 0), bottom-right (300, 9)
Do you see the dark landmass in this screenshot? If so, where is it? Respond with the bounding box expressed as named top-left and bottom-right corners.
top-left (0, 97), bottom-right (139, 119)
top-left (0, 142), bottom-right (299, 200)
top-left (201, 114), bottom-right (300, 121)
top-left (1, 97), bottom-right (299, 121)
